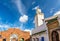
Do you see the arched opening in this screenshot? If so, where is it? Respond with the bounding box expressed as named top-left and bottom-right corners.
top-left (0, 35), bottom-right (2, 38)
top-left (51, 30), bottom-right (59, 41)
top-left (20, 38), bottom-right (24, 41)
top-left (36, 38), bottom-right (39, 41)
top-left (10, 34), bottom-right (18, 41)
top-left (32, 38), bottom-right (35, 41)
top-left (3, 39), bottom-right (6, 41)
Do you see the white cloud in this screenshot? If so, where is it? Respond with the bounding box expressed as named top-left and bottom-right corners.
top-left (32, 5), bottom-right (39, 10)
top-left (0, 24), bottom-right (10, 31)
top-left (54, 11), bottom-right (60, 15)
top-left (32, 5), bottom-right (42, 13)
top-left (12, 0), bottom-right (29, 30)
top-left (20, 24), bottom-right (24, 30)
top-left (19, 15), bottom-right (28, 23)
top-left (33, 20), bottom-right (35, 23)
top-left (0, 24), bottom-right (9, 28)
top-left (50, 8), bottom-right (55, 13)
top-left (32, 1), bottom-right (35, 5)
top-left (24, 28), bottom-right (34, 35)
top-left (24, 29), bottom-right (31, 35)
top-left (14, 0), bottom-right (26, 15)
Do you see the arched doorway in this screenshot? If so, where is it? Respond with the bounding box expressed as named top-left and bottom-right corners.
top-left (3, 39), bottom-right (6, 41)
top-left (10, 34), bottom-right (18, 41)
top-left (51, 30), bottom-right (59, 41)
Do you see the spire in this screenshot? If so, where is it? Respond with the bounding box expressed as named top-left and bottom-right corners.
top-left (35, 7), bottom-right (44, 27)
top-left (36, 7), bottom-right (41, 14)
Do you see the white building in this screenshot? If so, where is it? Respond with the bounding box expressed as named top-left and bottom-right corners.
top-left (31, 7), bottom-right (60, 41)
top-left (31, 8), bottom-right (49, 41)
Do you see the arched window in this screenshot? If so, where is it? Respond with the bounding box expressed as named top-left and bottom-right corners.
top-left (51, 30), bottom-right (59, 41)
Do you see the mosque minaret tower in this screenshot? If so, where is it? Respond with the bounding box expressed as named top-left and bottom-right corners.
top-left (35, 7), bottom-right (44, 27)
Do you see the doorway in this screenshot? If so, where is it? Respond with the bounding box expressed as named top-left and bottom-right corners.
top-left (41, 37), bottom-right (44, 41)
top-left (10, 34), bottom-right (18, 41)
top-left (51, 30), bottom-right (59, 41)
top-left (20, 38), bottom-right (24, 41)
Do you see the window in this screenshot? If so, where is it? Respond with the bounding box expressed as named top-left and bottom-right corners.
top-left (3, 39), bottom-right (6, 41)
top-left (41, 37), bottom-right (44, 41)
top-left (51, 31), bottom-right (59, 41)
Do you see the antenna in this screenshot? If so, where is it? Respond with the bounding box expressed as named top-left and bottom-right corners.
top-left (36, 7), bottom-right (41, 14)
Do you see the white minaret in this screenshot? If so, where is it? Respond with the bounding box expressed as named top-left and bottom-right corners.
top-left (35, 8), bottom-right (44, 27)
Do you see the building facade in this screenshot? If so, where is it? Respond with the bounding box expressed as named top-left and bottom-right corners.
top-left (0, 28), bottom-right (30, 41)
top-left (45, 15), bottom-right (60, 41)
top-left (32, 7), bottom-right (60, 41)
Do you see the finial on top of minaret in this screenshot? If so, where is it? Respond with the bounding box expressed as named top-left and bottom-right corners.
top-left (36, 6), bottom-right (41, 14)
top-left (35, 6), bottom-right (44, 27)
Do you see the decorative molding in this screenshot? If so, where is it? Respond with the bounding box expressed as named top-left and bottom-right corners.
top-left (32, 30), bottom-right (46, 36)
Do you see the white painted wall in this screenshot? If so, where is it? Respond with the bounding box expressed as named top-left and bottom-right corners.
top-left (32, 20), bottom-right (49, 41)
top-left (35, 8), bottom-right (44, 27)
top-left (39, 33), bottom-right (49, 41)
top-left (38, 14), bottom-right (44, 27)
top-left (32, 32), bottom-right (49, 41)
top-left (32, 21), bottom-right (47, 34)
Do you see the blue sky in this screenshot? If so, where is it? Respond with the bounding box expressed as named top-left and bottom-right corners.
top-left (0, 0), bottom-right (60, 31)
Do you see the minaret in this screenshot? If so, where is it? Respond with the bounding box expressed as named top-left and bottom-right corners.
top-left (35, 8), bottom-right (44, 28)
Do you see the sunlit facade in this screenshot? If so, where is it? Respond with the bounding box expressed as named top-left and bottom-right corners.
top-left (32, 8), bottom-right (60, 41)
top-left (0, 28), bottom-right (30, 41)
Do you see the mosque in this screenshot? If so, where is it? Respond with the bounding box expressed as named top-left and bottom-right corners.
top-left (31, 7), bottom-right (60, 41)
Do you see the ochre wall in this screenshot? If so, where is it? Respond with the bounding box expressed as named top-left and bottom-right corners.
top-left (0, 28), bottom-right (30, 41)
